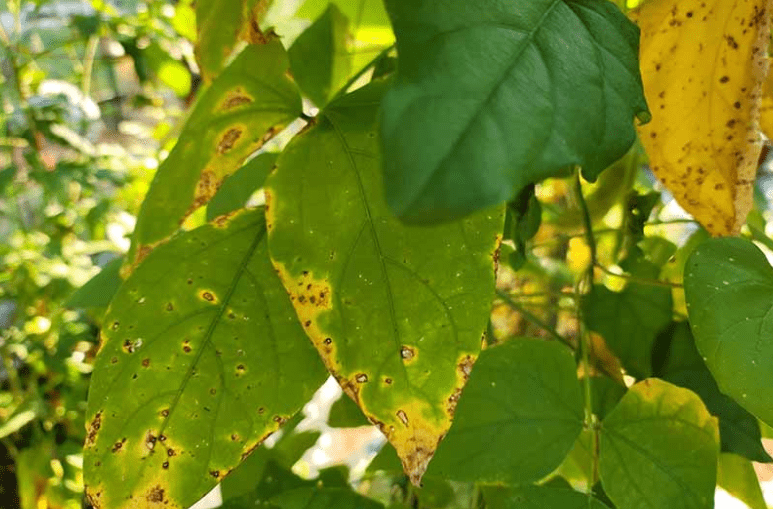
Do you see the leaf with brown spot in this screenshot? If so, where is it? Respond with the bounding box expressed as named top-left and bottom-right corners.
top-left (630, 0), bottom-right (772, 235)
top-left (85, 209), bottom-right (326, 509)
top-left (265, 81), bottom-right (504, 485)
top-left (126, 41), bottom-right (301, 273)
top-left (195, 0), bottom-right (273, 82)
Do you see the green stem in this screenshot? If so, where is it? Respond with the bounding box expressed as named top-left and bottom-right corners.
top-left (332, 43), bottom-right (395, 101)
top-left (574, 171), bottom-right (600, 492)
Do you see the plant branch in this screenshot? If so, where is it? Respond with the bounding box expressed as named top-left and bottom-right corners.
top-left (574, 170), bottom-right (600, 491)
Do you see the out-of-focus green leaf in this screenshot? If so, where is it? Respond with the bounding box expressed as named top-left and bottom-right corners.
top-left (265, 80), bottom-right (503, 484)
top-left (84, 209), bottom-right (326, 509)
top-left (717, 453), bottom-right (766, 509)
top-left (289, 5), bottom-right (351, 107)
top-left (296, 0), bottom-right (390, 27)
top-left (328, 394), bottom-right (370, 428)
top-left (0, 397), bottom-right (43, 439)
top-left (195, 0), bottom-right (273, 81)
top-left (586, 376), bottom-right (626, 421)
top-left (599, 379), bottom-right (718, 509)
top-left (67, 257), bottom-right (123, 309)
top-left (427, 339), bottom-right (584, 485)
top-left (582, 259), bottom-right (672, 378)
top-left (685, 238), bottom-right (773, 430)
top-left (271, 487), bottom-right (384, 509)
top-left (206, 153), bottom-right (278, 222)
top-left (380, 0), bottom-right (648, 223)
top-left (128, 41), bottom-right (301, 271)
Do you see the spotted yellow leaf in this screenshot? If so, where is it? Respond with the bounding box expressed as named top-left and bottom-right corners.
top-left (631, 0), bottom-right (772, 235)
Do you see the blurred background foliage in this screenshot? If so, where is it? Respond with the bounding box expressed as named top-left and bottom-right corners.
top-left (3, 0), bottom-right (773, 508)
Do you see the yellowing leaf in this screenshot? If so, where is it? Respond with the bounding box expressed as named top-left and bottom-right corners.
top-left (631, 0), bottom-right (772, 235)
top-left (758, 61), bottom-right (773, 139)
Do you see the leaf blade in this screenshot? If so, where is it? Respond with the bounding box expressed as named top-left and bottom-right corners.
top-left (84, 209), bottom-right (326, 509)
top-left (265, 81), bottom-right (504, 484)
top-left (380, 0), bottom-right (648, 223)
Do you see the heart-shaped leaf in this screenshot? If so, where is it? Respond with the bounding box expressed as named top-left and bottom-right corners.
top-left (380, 0), bottom-right (649, 223)
top-left (684, 237), bottom-right (773, 428)
top-left (84, 209), bottom-right (326, 509)
top-left (427, 339), bottom-right (584, 485)
top-left (600, 379), bottom-right (718, 509)
top-left (265, 80), bottom-right (503, 485)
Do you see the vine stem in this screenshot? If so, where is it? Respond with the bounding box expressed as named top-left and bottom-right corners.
top-left (574, 171), bottom-right (600, 491)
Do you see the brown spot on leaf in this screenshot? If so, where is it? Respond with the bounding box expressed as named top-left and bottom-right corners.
top-left (217, 128), bottom-right (242, 155)
top-left (146, 485), bottom-right (165, 504)
top-left (396, 410), bottom-right (409, 426)
top-left (355, 373), bottom-right (368, 383)
top-left (401, 346), bottom-right (416, 362)
top-left (85, 411), bottom-right (102, 447)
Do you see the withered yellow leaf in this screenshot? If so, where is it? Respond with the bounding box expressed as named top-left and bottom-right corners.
top-left (631, 0), bottom-right (772, 235)
top-left (758, 61), bottom-right (773, 139)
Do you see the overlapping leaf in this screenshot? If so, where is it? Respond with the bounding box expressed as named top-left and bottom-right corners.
top-left (84, 209), bottom-right (326, 509)
top-left (656, 321), bottom-right (771, 462)
top-left (380, 0), bottom-right (648, 223)
top-left (684, 238), bottom-right (773, 429)
top-left (195, 0), bottom-right (272, 82)
top-left (206, 152), bottom-right (278, 222)
top-left (582, 259), bottom-right (673, 379)
top-left (427, 339), bottom-right (584, 485)
top-left (128, 42), bottom-right (301, 271)
top-left (717, 453), bottom-right (767, 509)
top-left (600, 379), bottom-right (719, 509)
top-left (630, 0), bottom-right (772, 235)
top-left (289, 4), bottom-right (351, 107)
top-left (264, 80), bottom-right (503, 484)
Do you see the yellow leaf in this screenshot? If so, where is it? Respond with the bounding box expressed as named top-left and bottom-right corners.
top-left (631, 0), bottom-right (772, 235)
top-left (758, 62), bottom-right (773, 139)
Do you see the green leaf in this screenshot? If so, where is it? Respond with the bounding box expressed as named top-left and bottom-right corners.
top-left (582, 263), bottom-right (672, 378)
top-left (656, 322), bottom-right (772, 463)
top-left (296, 0), bottom-right (390, 27)
top-left (366, 442), bottom-right (403, 475)
top-left (427, 339), bottom-right (584, 484)
top-left (84, 209), bottom-right (326, 509)
top-left (328, 394), bottom-right (370, 428)
top-left (586, 376), bottom-right (626, 421)
top-left (206, 153), bottom-right (278, 222)
top-left (717, 453), bottom-right (767, 509)
top-left (484, 485), bottom-right (611, 509)
top-left (289, 4), bottom-right (351, 107)
top-left (599, 379), bottom-right (719, 509)
top-left (221, 459), bottom-right (314, 509)
top-left (66, 257), bottom-right (123, 309)
top-left (265, 80), bottom-right (504, 484)
top-left (195, 0), bottom-right (272, 81)
top-left (272, 487), bottom-right (383, 509)
top-left (380, 0), bottom-right (649, 223)
top-left (128, 42), bottom-right (301, 270)
top-left (685, 237), bottom-right (773, 430)
top-left (504, 185), bottom-right (542, 270)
